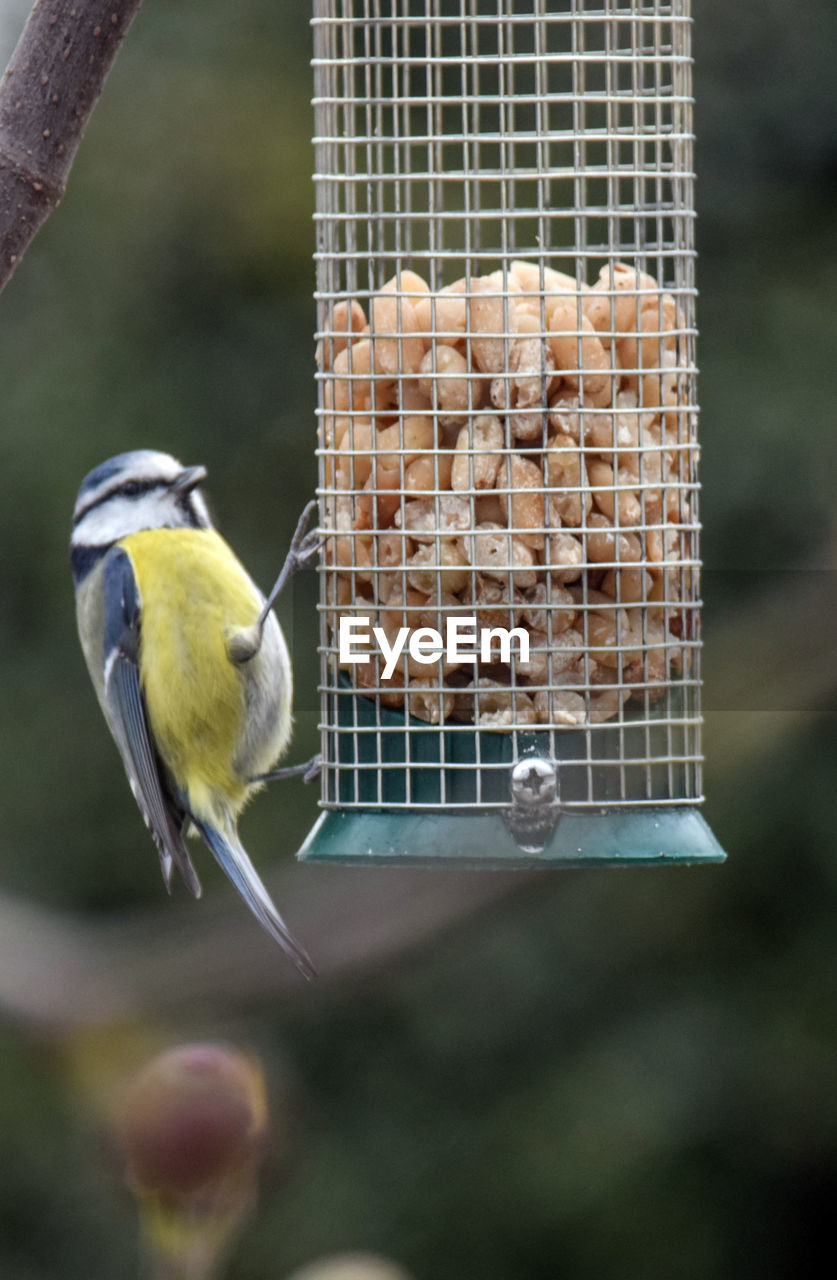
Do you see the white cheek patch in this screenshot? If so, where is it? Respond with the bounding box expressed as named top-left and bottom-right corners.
top-left (72, 490), bottom-right (186, 546)
top-left (73, 496), bottom-right (137, 546)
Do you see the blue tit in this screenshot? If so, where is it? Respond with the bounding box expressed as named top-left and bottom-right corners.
top-left (70, 449), bottom-right (318, 979)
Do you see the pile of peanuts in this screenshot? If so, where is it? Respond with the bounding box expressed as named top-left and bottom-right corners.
top-left (319, 260), bottom-right (691, 728)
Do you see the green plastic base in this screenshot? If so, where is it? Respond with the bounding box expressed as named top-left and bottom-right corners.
top-left (297, 805), bottom-right (727, 869)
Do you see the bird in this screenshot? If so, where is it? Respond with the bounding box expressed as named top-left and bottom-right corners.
top-left (70, 449), bottom-right (320, 979)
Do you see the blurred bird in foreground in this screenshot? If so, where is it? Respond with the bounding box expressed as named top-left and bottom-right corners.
top-left (70, 450), bottom-right (319, 978)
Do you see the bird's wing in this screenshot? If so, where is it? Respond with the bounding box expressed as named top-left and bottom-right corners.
top-left (193, 817), bottom-right (317, 980)
top-left (101, 547), bottom-right (202, 899)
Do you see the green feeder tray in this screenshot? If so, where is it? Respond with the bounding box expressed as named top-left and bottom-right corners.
top-left (297, 689), bottom-right (727, 869)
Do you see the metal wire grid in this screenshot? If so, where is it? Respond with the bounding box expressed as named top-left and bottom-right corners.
top-left (312, 0), bottom-right (702, 812)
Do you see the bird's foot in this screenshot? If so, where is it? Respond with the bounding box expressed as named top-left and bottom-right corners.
top-left (256, 753), bottom-right (321, 785)
top-left (227, 501), bottom-right (321, 666)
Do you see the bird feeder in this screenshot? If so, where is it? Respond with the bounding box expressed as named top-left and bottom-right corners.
top-left (299, 0), bottom-right (726, 867)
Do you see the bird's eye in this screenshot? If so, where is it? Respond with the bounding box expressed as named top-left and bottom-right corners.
top-left (121, 481), bottom-right (143, 498)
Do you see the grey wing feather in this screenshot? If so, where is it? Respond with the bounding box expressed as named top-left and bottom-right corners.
top-left (193, 817), bottom-right (317, 980)
top-left (102, 549), bottom-right (202, 899)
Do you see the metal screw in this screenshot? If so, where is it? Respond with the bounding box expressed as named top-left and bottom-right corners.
top-left (510, 757), bottom-right (557, 808)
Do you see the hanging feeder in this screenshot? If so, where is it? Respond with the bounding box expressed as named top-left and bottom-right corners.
top-left (299, 0), bottom-right (726, 868)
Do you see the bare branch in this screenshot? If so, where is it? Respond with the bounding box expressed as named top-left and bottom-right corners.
top-left (0, 865), bottom-right (527, 1033)
top-left (0, 0), bottom-right (144, 292)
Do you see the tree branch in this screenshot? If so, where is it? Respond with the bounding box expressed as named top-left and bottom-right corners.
top-left (0, 865), bottom-right (528, 1032)
top-left (0, 0), bottom-right (144, 293)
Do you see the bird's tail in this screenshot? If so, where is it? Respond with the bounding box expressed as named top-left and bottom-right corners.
top-left (194, 819), bottom-right (317, 980)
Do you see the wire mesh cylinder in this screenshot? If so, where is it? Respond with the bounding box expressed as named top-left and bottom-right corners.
top-left (304, 0), bottom-right (724, 865)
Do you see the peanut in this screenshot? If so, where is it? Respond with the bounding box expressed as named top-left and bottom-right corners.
top-left (418, 344), bottom-right (487, 425)
top-left (466, 278), bottom-right (519, 373)
top-left (451, 414), bottom-right (505, 492)
top-left (544, 434), bottom-right (592, 527)
top-left (497, 454), bottom-right (547, 550)
top-left (369, 291), bottom-right (426, 376)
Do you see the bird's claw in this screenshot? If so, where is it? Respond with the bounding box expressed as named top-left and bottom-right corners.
top-left (303, 753), bottom-right (322, 784)
top-left (291, 529), bottom-right (325, 572)
top-left (289, 501), bottom-right (320, 563)
top-left (255, 753), bottom-right (321, 785)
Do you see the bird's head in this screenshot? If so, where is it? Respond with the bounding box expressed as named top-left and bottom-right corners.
top-left (71, 450), bottom-right (212, 579)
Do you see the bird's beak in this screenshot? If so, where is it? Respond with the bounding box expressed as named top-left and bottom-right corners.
top-left (174, 465), bottom-right (208, 494)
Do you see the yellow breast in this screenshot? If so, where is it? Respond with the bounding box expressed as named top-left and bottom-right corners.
top-left (121, 528), bottom-right (263, 815)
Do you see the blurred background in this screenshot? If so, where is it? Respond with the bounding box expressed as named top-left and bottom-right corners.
top-left (0, 0), bottom-right (835, 1276)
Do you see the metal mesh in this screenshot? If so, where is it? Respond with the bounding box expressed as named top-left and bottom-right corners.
top-left (313, 0), bottom-right (701, 813)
